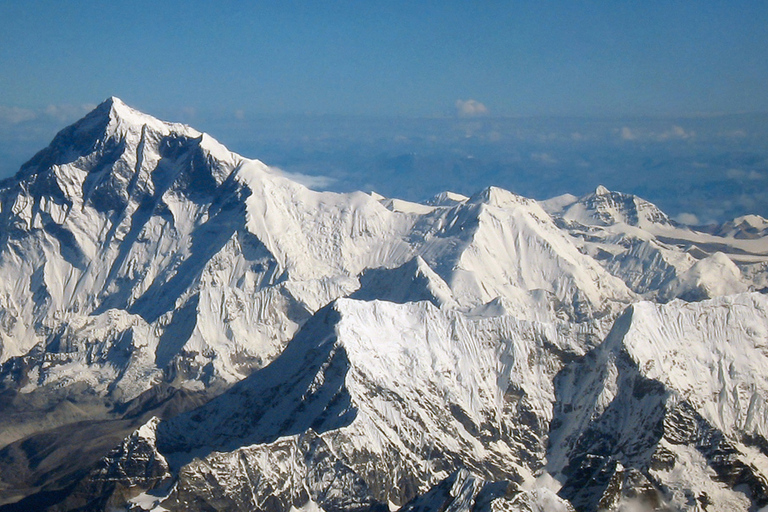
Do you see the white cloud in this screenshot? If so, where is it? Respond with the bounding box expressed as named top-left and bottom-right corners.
top-left (0, 102), bottom-right (97, 128)
top-left (657, 125), bottom-right (694, 140)
top-left (725, 168), bottom-right (762, 181)
top-left (530, 152), bottom-right (558, 164)
top-left (43, 103), bottom-right (96, 122)
top-left (0, 106), bottom-right (36, 124)
top-left (716, 128), bottom-right (747, 139)
top-left (674, 212), bottom-right (700, 225)
top-left (620, 126), bottom-right (636, 140)
top-left (270, 166), bottom-right (335, 190)
top-left (456, 99), bottom-right (488, 118)
top-left (619, 125), bottom-right (694, 142)
top-left (671, 125), bottom-right (691, 138)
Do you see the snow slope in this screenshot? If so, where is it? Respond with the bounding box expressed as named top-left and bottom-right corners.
top-left (0, 98), bottom-right (414, 400)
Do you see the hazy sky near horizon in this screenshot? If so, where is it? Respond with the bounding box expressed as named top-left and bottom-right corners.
top-left (2, 1), bottom-right (768, 117)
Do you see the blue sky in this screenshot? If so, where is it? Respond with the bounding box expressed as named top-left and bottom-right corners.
top-left (2, 1), bottom-right (767, 116)
top-left (1, 1), bottom-right (767, 223)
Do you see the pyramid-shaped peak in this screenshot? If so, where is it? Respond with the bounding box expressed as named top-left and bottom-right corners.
top-left (88, 96), bottom-right (137, 122)
top-left (426, 191), bottom-right (469, 207)
top-left (100, 96), bottom-right (127, 109)
top-left (565, 185), bottom-right (672, 228)
top-left (14, 96), bottom-right (209, 189)
top-left (733, 214), bottom-right (768, 227)
top-left (104, 96), bottom-right (135, 118)
top-left (351, 256), bottom-right (457, 308)
top-left (87, 97), bottom-right (198, 138)
top-left (471, 186), bottom-right (533, 207)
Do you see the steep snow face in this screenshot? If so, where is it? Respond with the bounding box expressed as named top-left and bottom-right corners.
top-left (425, 191), bottom-right (470, 207)
top-left (0, 98), bottom-right (315, 398)
top-left (413, 187), bottom-right (634, 322)
top-left (549, 293), bottom-right (768, 511)
top-left (235, 160), bottom-right (416, 281)
top-left (0, 98), bottom-right (246, 348)
top-left (146, 298), bottom-right (581, 510)
top-left (620, 294), bottom-right (768, 437)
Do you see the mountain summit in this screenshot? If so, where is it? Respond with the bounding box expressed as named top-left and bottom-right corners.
top-left (0, 98), bottom-right (634, 392)
top-left (0, 99), bottom-right (767, 511)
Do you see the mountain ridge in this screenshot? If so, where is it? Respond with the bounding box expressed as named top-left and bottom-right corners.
top-left (1, 98), bottom-right (768, 511)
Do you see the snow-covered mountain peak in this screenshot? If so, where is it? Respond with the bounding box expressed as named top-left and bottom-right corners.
top-left (9, 97), bottom-right (212, 202)
top-left (102, 95), bottom-right (145, 124)
top-left (714, 214), bottom-right (768, 239)
top-left (569, 187), bottom-right (672, 228)
top-left (46, 96), bottom-right (201, 161)
top-left (149, 296), bottom-right (578, 505)
top-left (594, 184), bottom-right (610, 196)
top-left (542, 183), bottom-right (768, 301)
top-left (4, 100), bottom-right (768, 511)
top-left (539, 193), bottom-right (579, 215)
top-left (470, 186), bottom-right (536, 209)
top-left (435, 185), bottom-right (635, 316)
top-left (99, 96), bottom-right (200, 140)
top-left (352, 255), bottom-right (457, 308)
top-left (5, 108), bottom-right (241, 247)
top-left (426, 191), bottom-right (470, 207)
top-left (659, 251), bottom-right (748, 301)
top-left (0, 100), bottom-right (271, 370)
top-left (735, 214), bottom-right (768, 228)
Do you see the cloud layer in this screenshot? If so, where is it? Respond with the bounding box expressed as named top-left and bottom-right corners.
top-left (456, 99), bottom-right (488, 117)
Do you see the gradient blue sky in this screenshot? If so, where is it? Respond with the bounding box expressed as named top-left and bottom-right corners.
top-left (2, 1), bottom-right (767, 117)
top-left (2, 1), bottom-right (768, 223)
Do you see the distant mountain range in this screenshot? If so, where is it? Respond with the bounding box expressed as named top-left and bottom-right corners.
top-left (1, 98), bottom-right (767, 511)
